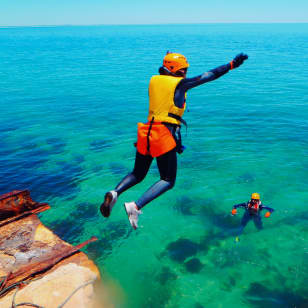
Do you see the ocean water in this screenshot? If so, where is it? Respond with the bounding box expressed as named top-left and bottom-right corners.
top-left (0, 24), bottom-right (307, 307)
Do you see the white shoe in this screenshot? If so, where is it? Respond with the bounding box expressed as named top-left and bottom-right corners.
top-left (100, 190), bottom-right (118, 217)
top-left (124, 202), bottom-right (142, 230)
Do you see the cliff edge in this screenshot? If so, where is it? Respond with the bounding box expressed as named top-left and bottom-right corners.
top-left (0, 190), bottom-right (111, 308)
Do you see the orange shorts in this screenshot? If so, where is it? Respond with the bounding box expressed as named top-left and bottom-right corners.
top-left (136, 122), bottom-right (176, 157)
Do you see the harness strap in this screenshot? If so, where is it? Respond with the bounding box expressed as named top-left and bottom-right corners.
top-left (168, 113), bottom-right (187, 134)
top-left (168, 113), bottom-right (187, 127)
top-left (146, 117), bottom-right (155, 154)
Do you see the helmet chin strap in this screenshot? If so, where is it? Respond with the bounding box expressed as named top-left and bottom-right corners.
top-left (174, 70), bottom-right (185, 77)
top-left (159, 66), bottom-right (178, 77)
top-left (159, 66), bottom-right (185, 78)
top-left (163, 66), bottom-right (172, 74)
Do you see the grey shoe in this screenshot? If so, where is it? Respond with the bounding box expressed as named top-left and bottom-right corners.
top-left (100, 190), bottom-right (117, 217)
top-left (124, 202), bottom-right (142, 230)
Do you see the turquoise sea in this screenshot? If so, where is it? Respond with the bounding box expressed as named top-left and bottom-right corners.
top-left (0, 24), bottom-right (307, 307)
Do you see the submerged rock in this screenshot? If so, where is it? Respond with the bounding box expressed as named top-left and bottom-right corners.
top-left (184, 258), bottom-right (203, 273)
top-left (165, 238), bottom-right (199, 262)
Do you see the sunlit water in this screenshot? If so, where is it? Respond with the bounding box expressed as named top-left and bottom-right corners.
top-left (0, 24), bottom-right (307, 308)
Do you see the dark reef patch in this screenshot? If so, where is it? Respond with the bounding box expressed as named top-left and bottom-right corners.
top-left (245, 282), bottom-right (308, 308)
top-left (71, 202), bottom-right (98, 221)
top-left (184, 258), bottom-right (203, 273)
top-left (85, 221), bottom-right (129, 261)
top-left (0, 135), bottom-right (84, 200)
top-left (85, 239), bottom-right (112, 261)
top-left (220, 276), bottom-right (237, 292)
top-left (0, 154), bottom-right (82, 201)
top-left (18, 144), bottom-right (50, 169)
top-left (59, 162), bottom-right (83, 178)
top-left (138, 268), bottom-right (174, 308)
top-left (173, 195), bottom-right (194, 216)
top-left (165, 238), bottom-right (199, 263)
top-left (51, 218), bottom-right (84, 244)
top-left (157, 266), bottom-right (177, 285)
top-left (198, 230), bottom-right (220, 252)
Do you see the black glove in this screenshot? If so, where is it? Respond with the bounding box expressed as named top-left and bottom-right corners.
top-left (231, 53), bottom-right (248, 69)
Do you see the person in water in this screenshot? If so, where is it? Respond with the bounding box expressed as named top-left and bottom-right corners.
top-left (231, 193), bottom-right (274, 238)
top-left (101, 51), bottom-right (248, 229)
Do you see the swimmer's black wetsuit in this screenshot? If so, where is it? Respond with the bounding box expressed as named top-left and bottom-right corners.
top-left (115, 63), bottom-right (232, 209)
top-left (174, 63), bottom-right (231, 107)
top-left (233, 202), bottom-right (274, 233)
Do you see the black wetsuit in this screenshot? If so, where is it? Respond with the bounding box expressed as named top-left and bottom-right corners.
top-left (233, 202), bottom-right (274, 234)
top-left (115, 63), bottom-right (232, 209)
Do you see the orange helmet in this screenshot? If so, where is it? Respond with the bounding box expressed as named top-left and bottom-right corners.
top-left (163, 52), bottom-right (189, 73)
top-left (251, 193), bottom-right (260, 200)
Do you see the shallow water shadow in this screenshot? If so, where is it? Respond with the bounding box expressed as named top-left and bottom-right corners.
top-left (0, 149), bottom-right (82, 200)
top-left (85, 220), bottom-right (130, 261)
top-left (199, 201), bottom-right (238, 230)
top-left (173, 195), bottom-right (195, 216)
top-left (137, 266), bottom-right (175, 308)
top-left (52, 218), bottom-right (84, 244)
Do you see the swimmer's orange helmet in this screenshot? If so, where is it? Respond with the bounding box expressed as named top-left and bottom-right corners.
top-left (251, 193), bottom-right (260, 200)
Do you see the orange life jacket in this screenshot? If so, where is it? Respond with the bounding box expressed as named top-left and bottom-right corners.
top-left (248, 201), bottom-right (260, 213)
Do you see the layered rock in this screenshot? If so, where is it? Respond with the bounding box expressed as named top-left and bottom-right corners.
top-left (0, 190), bottom-right (111, 308)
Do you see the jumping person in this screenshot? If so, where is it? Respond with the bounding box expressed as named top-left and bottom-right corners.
top-left (231, 193), bottom-right (274, 240)
top-left (101, 51), bottom-right (248, 229)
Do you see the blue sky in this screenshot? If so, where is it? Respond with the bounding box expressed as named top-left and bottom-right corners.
top-left (1, 0), bottom-right (307, 26)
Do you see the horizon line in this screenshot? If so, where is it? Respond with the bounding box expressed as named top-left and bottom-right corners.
top-left (1, 21), bottom-right (308, 28)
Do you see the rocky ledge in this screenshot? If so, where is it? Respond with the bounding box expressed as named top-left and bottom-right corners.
top-left (0, 190), bottom-right (110, 308)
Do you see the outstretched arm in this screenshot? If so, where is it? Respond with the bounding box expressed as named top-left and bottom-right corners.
top-left (231, 202), bottom-right (247, 215)
top-left (260, 204), bottom-right (274, 218)
top-left (260, 205), bottom-right (274, 213)
top-left (181, 63), bottom-right (230, 90)
top-left (180, 53), bottom-right (248, 91)
top-left (233, 202), bottom-right (247, 209)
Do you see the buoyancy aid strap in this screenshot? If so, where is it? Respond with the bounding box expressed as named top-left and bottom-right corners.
top-left (168, 113), bottom-right (187, 127)
top-left (146, 117), bottom-right (155, 154)
top-left (168, 113), bottom-right (187, 134)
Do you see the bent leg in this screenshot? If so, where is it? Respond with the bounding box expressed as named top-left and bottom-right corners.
top-left (136, 149), bottom-right (177, 209)
top-left (115, 151), bottom-right (153, 195)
